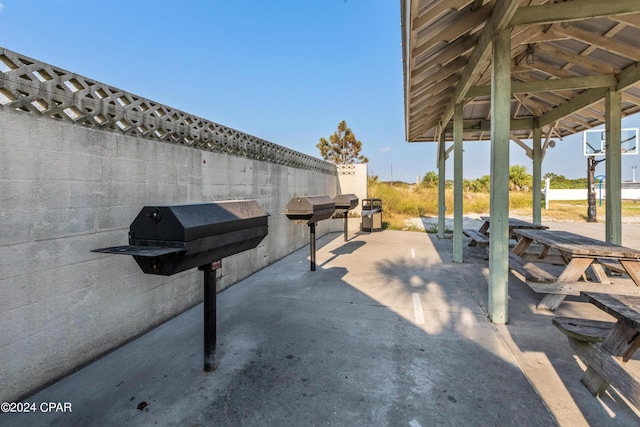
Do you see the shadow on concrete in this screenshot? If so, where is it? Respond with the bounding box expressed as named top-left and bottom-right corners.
top-left (318, 240), bottom-right (366, 268)
top-left (454, 233), bottom-right (640, 425)
top-left (3, 230), bottom-right (639, 426)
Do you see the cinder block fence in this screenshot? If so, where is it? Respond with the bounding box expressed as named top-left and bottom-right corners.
top-left (0, 48), bottom-right (349, 401)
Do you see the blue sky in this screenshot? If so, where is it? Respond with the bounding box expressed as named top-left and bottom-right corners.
top-left (2, 0), bottom-right (639, 182)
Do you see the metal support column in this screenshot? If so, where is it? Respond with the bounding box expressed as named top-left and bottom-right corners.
top-left (489, 29), bottom-right (511, 324)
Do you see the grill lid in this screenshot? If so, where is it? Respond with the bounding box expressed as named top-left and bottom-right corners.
top-left (129, 200), bottom-right (267, 243)
top-left (92, 200), bottom-right (268, 276)
top-left (333, 194), bottom-right (358, 212)
top-left (285, 195), bottom-right (335, 224)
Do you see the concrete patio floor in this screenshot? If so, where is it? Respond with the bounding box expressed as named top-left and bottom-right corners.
top-left (3, 221), bottom-right (640, 426)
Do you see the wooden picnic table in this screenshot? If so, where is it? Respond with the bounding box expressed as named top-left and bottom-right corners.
top-left (553, 292), bottom-right (640, 410)
top-left (464, 217), bottom-right (547, 247)
top-left (478, 216), bottom-right (548, 238)
top-left (510, 229), bottom-right (640, 310)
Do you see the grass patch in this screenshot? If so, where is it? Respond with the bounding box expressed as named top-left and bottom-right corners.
top-left (368, 180), bottom-right (640, 230)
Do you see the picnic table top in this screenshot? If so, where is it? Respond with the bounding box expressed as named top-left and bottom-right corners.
top-left (581, 291), bottom-right (640, 330)
top-left (513, 229), bottom-right (640, 259)
top-left (480, 217), bottom-right (548, 229)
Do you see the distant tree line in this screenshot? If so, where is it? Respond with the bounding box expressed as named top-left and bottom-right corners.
top-left (419, 167), bottom-right (587, 191)
top-left (543, 172), bottom-right (588, 189)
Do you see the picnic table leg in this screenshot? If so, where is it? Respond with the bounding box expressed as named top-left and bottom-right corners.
top-left (590, 263), bottom-right (611, 284)
top-left (580, 321), bottom-right (640, 397)
top-left (559, 250), bottom-right (571, 265)
top-left (619, 260), bottom-right (640, 286)
top-left (538, 245), bottom-right (550, 260)
top-left (478, 220), bottom-right (490, 236)
top-left (537, 258), bottom-right (594, 311)
top-left (512, 236), bottom-right (532, 257)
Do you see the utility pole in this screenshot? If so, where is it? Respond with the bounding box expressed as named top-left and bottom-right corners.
top-left (338, 130), bottom-right (346, 164)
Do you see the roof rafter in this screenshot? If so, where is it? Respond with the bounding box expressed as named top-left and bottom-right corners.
top-left (412, 1), bottom-right (494, 60)
top-left (402, 0), bottom-right (640, 142)
top-left (439, 0), bottom-right (522, 131)
top-left (467, 74), bottom-right (617, 97)
top-left (549, 24), bottom-right (640, 61)
top-left (511, 0), bottom-right (640, 26)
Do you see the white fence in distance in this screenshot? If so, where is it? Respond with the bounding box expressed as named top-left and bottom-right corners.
top-left (543, 178), bottom-right (640, 208)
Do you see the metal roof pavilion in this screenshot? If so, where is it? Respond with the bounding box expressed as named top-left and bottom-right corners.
top-left (401, 0), bottom-right (640, 143)
top-left (400, 0), bottom-right (640, 323)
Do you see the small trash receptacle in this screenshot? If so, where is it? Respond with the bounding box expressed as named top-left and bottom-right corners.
top-left (361, 198), bottom-right (382, 232)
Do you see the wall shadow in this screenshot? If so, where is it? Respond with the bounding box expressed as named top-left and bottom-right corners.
top-left (4, 231), bottom-right (637, 426)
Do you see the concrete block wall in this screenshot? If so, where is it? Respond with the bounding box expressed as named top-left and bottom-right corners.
top-left (0, 106), bottom-right (337, 401)
top-left (336, 163), bottom-right (369, 203)
top-left (330, 163), bottom-right (369, 233)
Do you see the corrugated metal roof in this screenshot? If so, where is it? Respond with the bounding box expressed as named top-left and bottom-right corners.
top-left (401, 0), bottom-right (640, 143)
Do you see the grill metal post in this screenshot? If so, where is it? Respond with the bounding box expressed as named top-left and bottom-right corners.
top-left (284, 195), bottom-right (336, 272)
top-left (200, 260), bottom-right (221, 372)
top-left (309, 223), bottom-right (316, 271)
top-left (343, 212), bottom-right (348, 242)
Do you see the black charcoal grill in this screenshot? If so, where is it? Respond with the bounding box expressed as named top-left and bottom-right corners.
top-left (92, 200), bottom-right (268, 371)
top-left (284, 195), bottom-right (335, 271)
top-left (333, 194), bottom-right (359, 242)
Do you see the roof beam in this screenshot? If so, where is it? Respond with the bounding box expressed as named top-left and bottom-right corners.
top-left (538, 87), bottom-right (608, 127)
top-left (616, 60), bottom-right (640, 90)
top-left (614, 13), bottom-right (640, 28)
top-left (439, 0), bottom-right (522, 130)
top-left (511, 0), bottom-right (640, 26)
top-left (549, 24), bottom-right (640, 61)
top-left (510, 134), bottom-right (533, 159)
top-left (466, 74), bottom-right (617, 97)
top-left (535, 43), bottom-right (618, 75)
top-left (514, 94), bottom-right (545, 117)
top-left (538, 59), bottom-right (640, 128)
top-left (443, 118), bottom-right (535, 132)
top-left (512, 61), bottom-right (580, 80)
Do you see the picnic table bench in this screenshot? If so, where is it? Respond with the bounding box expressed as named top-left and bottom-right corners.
top-left (510, 229), bottom-right (640, 311)
top-left (463, 228), bottom-right (490, 246)
top-left (553, 292), bottom-right (640, 410)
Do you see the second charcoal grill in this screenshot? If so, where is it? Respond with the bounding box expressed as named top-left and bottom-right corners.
top-left (285, 195), bottom-right (335, 271)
